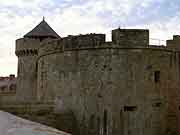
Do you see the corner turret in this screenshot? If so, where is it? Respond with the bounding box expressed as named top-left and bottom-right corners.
top-left (15, 18), bottom-right (60, 102)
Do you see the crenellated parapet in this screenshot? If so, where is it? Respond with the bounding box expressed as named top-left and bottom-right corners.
top-left (112, 28), bottom-right (149, 46)
top-left (167, 35), bottom-right (180, 51)
top-left (15, 38), bottom-right (41, 57)
top-left (38, 31), bottom-right (170, 58)
top-left (39, 33), bottom-right (106, 56)
top-left (15, 49), bottom-right (38, 57)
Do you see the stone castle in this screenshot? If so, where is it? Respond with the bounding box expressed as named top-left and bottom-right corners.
top-left (1, 18), bottom-right (180, 135)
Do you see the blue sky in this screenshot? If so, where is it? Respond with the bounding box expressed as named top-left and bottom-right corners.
top-left (1, 0), bottom-right (180, 76)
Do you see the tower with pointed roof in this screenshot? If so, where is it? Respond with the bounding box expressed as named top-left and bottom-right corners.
top-left (15, 18), bottom-right (60, 102)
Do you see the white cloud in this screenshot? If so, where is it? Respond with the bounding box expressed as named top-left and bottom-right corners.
top-left (0, 0), bottom-right (180, 76)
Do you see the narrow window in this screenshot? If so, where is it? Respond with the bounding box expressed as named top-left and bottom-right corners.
top-left (97, 116), bottom-right (100, 135)
top-left (36, 62), bottom-right (38, 71)
top-left (17, 66), bottom-right (20, 75)
top-left (124, 106), bottom-right (137, 112)
top-left (89, 114), bottom-right (95, 129)
top-left (120, 109), bottom-right (124, 135)
top-left (154, 71), bottom-right (160, 83)
top-left (103, 110), bottom-right (107, 135)
top-left (153, 102), bottom-right (162, 107)
top-left (170, 55), bottom-right (172, 67)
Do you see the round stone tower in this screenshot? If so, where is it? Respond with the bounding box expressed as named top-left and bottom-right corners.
top-left (15, 18), bottom-right (60, 102)
top-left (37, 29), bottom-right (180, 135)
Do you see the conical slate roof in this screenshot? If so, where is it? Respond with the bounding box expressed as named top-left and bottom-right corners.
top-left (24, 18), bottom-right (60, 38)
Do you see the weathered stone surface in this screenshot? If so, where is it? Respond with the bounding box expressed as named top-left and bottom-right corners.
top-left (36, 30), bottom-right (180, 134)
top-left (38, 45), bottom-right (177, 135)
top-left (112, 28), bottom-right (149, 46)
top-left (12, 19), bottom-right (180, 135)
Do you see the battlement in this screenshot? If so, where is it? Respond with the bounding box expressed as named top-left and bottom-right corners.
top-left (112, 28), bottom-right (149, 46)
top-left (39, 33), bottom-right (106, 56)
top-left (15, 37), bottom-right (53, 57)
top-left (39, 29), bottom-right (171, 57)
top-left (64, 33), bottom-right (106, 48)
top-left (15, 38), bottom-right (40, 57)
top-left (173, 35), bottom-right (180, 40)
top-left (167, 35), bottom-right (180, 51)
top-left (16, 38), bottom-right (41, 50)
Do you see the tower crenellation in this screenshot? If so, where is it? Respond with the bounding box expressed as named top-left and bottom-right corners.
top-left (39, 33), bottom-right (106, 56)
top-left (15, 38), bottom-right (40, 57)
top-left (112, 28), bottom-right (149, 46)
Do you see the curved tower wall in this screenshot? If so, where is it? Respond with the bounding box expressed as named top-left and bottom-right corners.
top-left (15, 38), bottom-right (41, 102)
top-left (166, 36), bottom-right (180, 133)
top-left (37, 29), bottom-right (180, 135)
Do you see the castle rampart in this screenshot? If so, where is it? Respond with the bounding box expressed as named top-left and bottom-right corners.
top-left (35, 29), bottom-right (180, 135)
top-left (10, 19), bottom-right (180, 135)
top-left (38, 31), bottom-right (171, 60)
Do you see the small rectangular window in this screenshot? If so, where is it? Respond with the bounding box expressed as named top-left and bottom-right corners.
top-left (124, 106), bottom-right (137, 112)
top-left (103, 110), bottom-right (108, 135)
top-left (153, 102), bottom-right (162, 107)
top-left (154, 71), bottom-right (160, 83)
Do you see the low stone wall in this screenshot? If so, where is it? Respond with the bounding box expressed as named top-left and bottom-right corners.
top-left (0, 102), bottom-right (76, 134)
top-left (0, 101), bottom-right (54, 114)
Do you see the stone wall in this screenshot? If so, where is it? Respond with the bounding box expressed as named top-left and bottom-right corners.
top-left (12, 29), bottom-right (180, 135)
top-left (15, 37), bottom-right (55, 102)
top-left (0, 101), bottom-right (76, 134)
top-left (112, 28), bottom-right (149, 46)
top-left (167, 35), bottom-right (180, 51)
top-left (36, 29), bottom-right (180, 135)
top-left (15, 38), bottom-right (40, 102)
